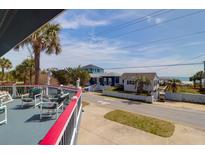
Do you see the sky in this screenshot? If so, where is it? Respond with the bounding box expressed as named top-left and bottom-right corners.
top-left (3, 9), bottom-right (205, 77)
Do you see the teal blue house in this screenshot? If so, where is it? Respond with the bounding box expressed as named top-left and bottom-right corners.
top-left (82, 64), bottom-right (104, 74)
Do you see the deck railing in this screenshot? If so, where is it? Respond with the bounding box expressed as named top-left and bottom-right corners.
top-left (39, 88), bottom-right (82, 145)
top-left (0, 84), bottom-right (78, 97)
top-left (0, 84), bottom-right (82, 145)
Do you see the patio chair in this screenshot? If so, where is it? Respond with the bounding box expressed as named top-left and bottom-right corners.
top-left (0, 105), bottom-right (7, 125)
top-left (21, 88), bottom-right (42, 108)
top-left (39, 92), bottom-right (69, 120)
top-left (0, 91), bottom-right (13, 125)
top-left (0, 91), bottom-right (13, 106)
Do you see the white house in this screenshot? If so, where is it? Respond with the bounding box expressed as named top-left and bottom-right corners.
top-left (121, 72), bottom-right (159, 94)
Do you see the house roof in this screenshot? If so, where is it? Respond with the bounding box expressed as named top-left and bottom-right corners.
top-left (82, 64), bottom-right (104, 70)
top-left (121, 72), bottom-right (158, 80)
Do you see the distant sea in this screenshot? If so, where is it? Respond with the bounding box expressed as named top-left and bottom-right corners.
top-left (160, 76), bottom-right (190, 82)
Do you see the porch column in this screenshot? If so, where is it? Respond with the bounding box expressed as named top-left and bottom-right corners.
top-left (12, 83), bottom-right (17, 98)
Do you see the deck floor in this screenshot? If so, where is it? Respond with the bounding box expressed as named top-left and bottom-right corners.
top-left (0, 99), bottom-right (58, 145)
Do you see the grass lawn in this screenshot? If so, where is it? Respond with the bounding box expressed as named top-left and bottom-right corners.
top-left (177, 86), bottom-right (200, 94)
top-left (82, 101), bottom-right (89, 107)
top-left (104, 110), bottom-right (175, 137)
top-left (167, 85), bottom-right (204, 94)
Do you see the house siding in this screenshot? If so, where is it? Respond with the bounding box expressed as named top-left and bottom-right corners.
top-left (122, 75), bottom-right (159, 93)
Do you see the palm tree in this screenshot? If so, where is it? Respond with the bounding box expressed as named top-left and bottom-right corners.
top-left (14, 23), bottom-right (62, 84)
top-left (190, 75), bottom-right (197, 88)
top-left (15, 64), bottom-right (27, 84)
top-left (195, 71), bottom-right (204, 89)
top-left (0, 57), bottom-right (12, 81)
top-left (21, 58), bottom-right (35, 84)
top-left (65, 66), bottom-right (90, 86)
top-left (190, 71), bottom-right (204, 89)
top-left (134, 76), bottom-right (151, 94)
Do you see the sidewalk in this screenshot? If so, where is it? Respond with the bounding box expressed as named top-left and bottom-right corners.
top-left (77, 102), bottom-right (205, 144)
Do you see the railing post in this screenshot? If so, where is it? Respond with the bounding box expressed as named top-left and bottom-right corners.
top-left (76, 78), bottom-right (80, 88)
top-left (12, 83), bottom-right (17, 98)
top-left (46, 86), bottom-right (49, 96)
top-left (72, 95), bottom-right (78, 128)
top-left (60, 84), bottom-right (63, 94)
top-left (5, 105), bottom-right (7, 124)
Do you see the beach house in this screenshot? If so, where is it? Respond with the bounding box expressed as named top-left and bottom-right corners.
top-left (121, 72), bottom-right (159, 94)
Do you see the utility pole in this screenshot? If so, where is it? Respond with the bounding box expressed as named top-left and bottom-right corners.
top-left (204, 61), bottom-right (205, 71)
top-left (202, 61), bottom-right (205, 89)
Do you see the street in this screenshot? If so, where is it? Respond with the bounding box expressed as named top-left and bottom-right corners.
top-left (83, 92), bottom-right (205, 130)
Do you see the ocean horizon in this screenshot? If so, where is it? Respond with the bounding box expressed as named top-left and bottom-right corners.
top-left (160, 76), bottom-right (190, 82)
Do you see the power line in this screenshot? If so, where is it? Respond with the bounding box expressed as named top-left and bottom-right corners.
top-left (63, 10), bottom-right (205, 53)
top-left (104, 62), bottom-right (203, 70)
top-left (69, 10), bottom-right (173, 48)
top-left (102, 29), bottom-right (205, 52)
top-left (157, 53), bottom-right (205, 72)
top-left (63, 29), bottom-right (205, 53)
top-left (94, 10), bottom-right (173, 36)
top-left (106, 10), bottom-right (205, 40)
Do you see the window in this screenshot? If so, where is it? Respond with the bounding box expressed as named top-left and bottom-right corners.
top-left (116, 77), bottom-right (119, 83)
top-left (127, 80), bottom-right (135, 85)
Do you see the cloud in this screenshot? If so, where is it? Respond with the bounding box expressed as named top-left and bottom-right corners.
top-left (54, 12), bottom-right (109, 29)
top-left (3, 35), bottom-right (202, 77)
top-left (109, 10), bottom-right (151, 20)
top-left (54, 10), bottom-right (165, 30)
top-left (155, 18), bottom-right (163, 24)
top-left (3, 10), bottom-right (202, 77)
top-left (38, 36), bottom-right (201, 77)
top-left (146, 16), bottom-right (164, 24)
top-left (183, 41), bottom-right (204, 47)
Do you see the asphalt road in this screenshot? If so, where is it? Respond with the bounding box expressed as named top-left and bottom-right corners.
top-left (83, 93), bottom-right (205, 130)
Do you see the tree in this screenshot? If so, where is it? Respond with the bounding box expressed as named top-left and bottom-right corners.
top-left (190, 71), bottom-right (204, 88)
top-left (14, 23), bottom-right (62, 84)
top-left (67, 66), bottom-right (90, 86)
top-left (13, 58), bottom-right (35, 84)
top-left (195, 71), bottom-right (204, 89)
top-left (134, 76), bottom-right (151, 94)
top-left (14, 64), bottom-right (27, 83)
top-left (190, 75), bottom-right (197, 88)
top-left (52, 66), bottom-right (90, 86)
top-left (21, 58), bottom-right (35, 84)
top-left (0, 57), bottom-right (12, 81)
top-left (52, 69), bottom-right (69, 85)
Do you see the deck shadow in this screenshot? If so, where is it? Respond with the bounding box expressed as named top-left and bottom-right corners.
top-left (25, 114), bottom-right (55, 123)
top-left (11, 104), bottom-right (34, 110)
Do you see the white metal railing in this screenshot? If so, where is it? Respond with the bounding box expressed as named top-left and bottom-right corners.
top-left (39, 88), bottom-right (82, 145)
top-left (0, 84), bottom-right (82, 144)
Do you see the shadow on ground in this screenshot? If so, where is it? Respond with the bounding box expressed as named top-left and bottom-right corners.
top-left (11, 104), bottom-right (34, 110)
top-left (25, 114), bottom-right (55, 123)
top-left (121, 100), bottom-right (142, 105)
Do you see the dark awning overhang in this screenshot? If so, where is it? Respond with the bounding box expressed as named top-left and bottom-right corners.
top-left (0, 9), bottom-right (64, 57)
